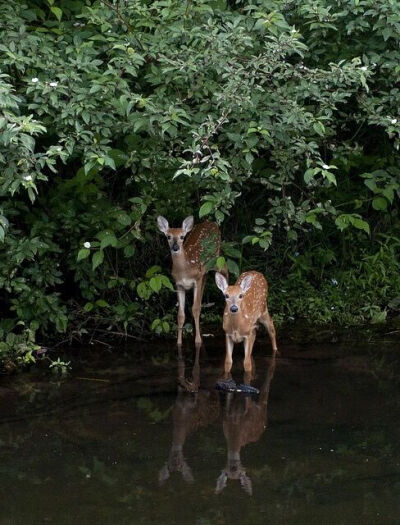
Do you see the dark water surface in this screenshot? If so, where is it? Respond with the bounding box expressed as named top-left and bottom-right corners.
top-left (0, 334), bottom-right (399, 524)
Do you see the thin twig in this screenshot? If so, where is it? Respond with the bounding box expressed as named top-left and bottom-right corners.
top-left (99, 0), bottom-right (145, 51)
top-left (93, 328), bottom-right (146, 341)
top-left (76, 376), bottom-right (111, 382)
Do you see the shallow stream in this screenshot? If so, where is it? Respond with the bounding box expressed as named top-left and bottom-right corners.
top-left (0, 333), bottom-right (399, 524)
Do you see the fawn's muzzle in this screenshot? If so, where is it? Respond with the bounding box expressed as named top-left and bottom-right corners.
top-left (230, 305), bottom-right (238, 313)
top-left (172, 243), bottom-right (179, 252)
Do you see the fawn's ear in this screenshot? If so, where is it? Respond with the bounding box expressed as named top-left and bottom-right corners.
top-left (158, 464), bottom-right (170, 485)
top-left (215, 272), bottom-right (228, 293)
top-left (157, 216), bottom-right (169, 234)
top-left (240, 274), bottom-right (253, 294)
top-left (215, 471), bottom-right (228, 494)
top-left (181, 461), bottom-right (194, 484)
top-left (182, 215), bottom-right (194, 234)
top-left (240, 471), bottom-right (253, 495)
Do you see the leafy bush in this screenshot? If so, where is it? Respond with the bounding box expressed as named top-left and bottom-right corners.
top-left (0, 0), bottom-right (399, 366)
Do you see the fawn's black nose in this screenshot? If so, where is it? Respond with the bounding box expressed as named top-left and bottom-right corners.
top-left (172, 243), bottom-right (179, 252)
top-left (230, 305), bottom-right (238, 313)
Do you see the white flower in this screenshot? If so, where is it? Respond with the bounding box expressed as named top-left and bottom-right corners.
top-left (49, 81), bottom-right (58, 87)
top-left (83, 242), bottom-right (91, 249)
top-left (24, 175), bottom-right (32, 181)
top-left (331, 278), bottom-right (338, 286)
top-left (391, 118), bottom-right (397, 124)
top-left (31, 78), bottom-right (39, 83)
top-left (360, 66), bottom-right (367, 71)
top-left (322, 164), bottom-right (329, 170)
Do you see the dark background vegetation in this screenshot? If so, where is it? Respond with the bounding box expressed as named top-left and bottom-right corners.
top-left (1, 0), bottom-right (399, 367)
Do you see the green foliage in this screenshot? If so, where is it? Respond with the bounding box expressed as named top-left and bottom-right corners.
top-left (269, 236), bottom-right (400, 325)
top-left (0, 0), bottom-right (400, 366)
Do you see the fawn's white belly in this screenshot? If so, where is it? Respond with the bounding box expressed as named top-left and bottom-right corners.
top-left (230, 330), bottom-right (244, 343)
top-left (177, 278), bottom-right (196, 290)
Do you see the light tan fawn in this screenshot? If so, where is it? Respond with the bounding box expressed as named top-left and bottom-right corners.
top-left (157, 215), bottom-right (225, 346)
top-left (215, 270), bottom-right (277, 372)
top-left (216, 354), bottom-right (276, 495)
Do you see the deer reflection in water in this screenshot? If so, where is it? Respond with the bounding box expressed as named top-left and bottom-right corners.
top-left (216, 354), bottom-right (276, 495)
top-left (158, 344), bottom-right (220, 485)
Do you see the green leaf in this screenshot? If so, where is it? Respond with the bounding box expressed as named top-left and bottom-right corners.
top-left (77, 248), bottom-right (90, 261)
top-left (372, 196), bottom-right (387, 211)
top-left (242, 236), bottom-right (254, 244)
top-left (304, 168), bottom-right (315, 184)
top-left (305, 213), bottom-right (322, 230)
top-left (227, 258), bottom-right (239, 276)
top-left (324, 171), bottom-right (337, 186)
top-left (83, 302), bottom-right (93, 312)
top-left (199, 201), bottom-right (213, 218)
top-left (96, 299), bottom-right (110, 308)
top-left (351, 217), bottom-right (370, 234)
top-left (92, 250), bottom-right (104, 270)
top-left (27, 187), bottom-right (36, 203)
top-left (216, 256), bottom-right (226, 270)
top-left (146, 265), bottom-right (161, 278)
top-left (364, 179), bottom-right (377, 192)
top-left (382, 187), bottom-right (394, 204)
top-left (335, 215), bottom-right (349, 231)
top-left (149, 276), bottom-right (162, 292)
top-left (313, 121), bottom-right (325, 136)
top-left (84, 160), bottom-right (97, 175)
top-left (116, 212), bottom-right (132, 226)
top-left (222, 245), bottom-right (241, 258)
top-left (123, 245), bottom-right (135, 257)
top-left (137, 282), bottom-right (148, 299)
top-left (104, 156), bottom-right (116, 170)
top-left (50, 6), bottom-right (62, 21)
top-left (160, 275), bottom-right (174, 290)
top-left (97, 230), bottom-right (117, 249)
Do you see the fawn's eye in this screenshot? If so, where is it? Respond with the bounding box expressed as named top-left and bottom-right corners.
top-left (180, 235), bottom-right (184, 240)
top-left (239, 294), bottom-right (243, 299)
top-left (167, 235), bottom-right (172, 240)
top-left (224, 294), bottom-right (229, 299)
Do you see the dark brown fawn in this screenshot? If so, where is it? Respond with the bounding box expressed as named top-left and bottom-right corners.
top-left (158, 215), bottom-right (225, 346)
top-left (216, 354), bottom-right (276, 495)
top-left (158, 345), bottom-right (220, 485)
top-left (215, 270), bottom-right (277, 372)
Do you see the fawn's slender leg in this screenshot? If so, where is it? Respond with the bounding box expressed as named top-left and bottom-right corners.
top-left (192, 275), bottom-right (205, 345)
top-left (225, 335), bottom-right (234, 374)
top-left (192, 342), bottom-right (201, 389)
top-left (259, 308), bottom-right (278, 353)
top-left (258, 354), bottom-right (277, 405)
top-left (243, 331), bottom-right (256, 372)
top-left (177, 286), bottom-right (185, 346)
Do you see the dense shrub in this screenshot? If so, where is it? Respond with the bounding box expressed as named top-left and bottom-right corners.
top-left (1, 0), bottom-right (399, 365)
